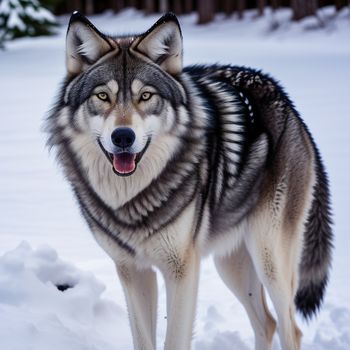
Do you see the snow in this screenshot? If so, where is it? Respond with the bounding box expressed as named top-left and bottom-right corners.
top-left (24, 5), bottom-right (57, 23)
top-left (0, 0), bottom-right (11, 15)
top-left (0, 0), bottom-right (24, 18)
top-left (0, 6), bottom-right (350, 350)
top-left (7, 9), bottom-right (25, 31)
top-left (0, 242), bottom-right (129, 350)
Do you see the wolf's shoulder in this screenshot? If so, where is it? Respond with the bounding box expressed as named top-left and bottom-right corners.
top-left (182, 64), bottom-right (309, 156)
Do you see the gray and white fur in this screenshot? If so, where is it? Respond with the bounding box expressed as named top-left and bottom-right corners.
top-left (45, 12), bottom-right (333, 350)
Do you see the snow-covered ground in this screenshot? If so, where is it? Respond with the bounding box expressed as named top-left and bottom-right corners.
top-left (0, 7), bottom-right (349, 350)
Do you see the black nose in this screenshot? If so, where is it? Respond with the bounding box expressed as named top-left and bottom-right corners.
top-left (111, 127), bottom-right (136, 148)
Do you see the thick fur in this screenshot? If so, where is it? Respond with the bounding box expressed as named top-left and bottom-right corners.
top-left (45, 12), bottom-right (333, 350)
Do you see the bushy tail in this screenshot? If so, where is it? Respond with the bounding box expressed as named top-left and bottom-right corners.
top-left (295, 149), bottom-right (333, 319)
top-left (222, 65), bottom-right (333, 319)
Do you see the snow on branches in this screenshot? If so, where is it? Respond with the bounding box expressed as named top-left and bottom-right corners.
top-left (0, 0), bottom-right (57, 46)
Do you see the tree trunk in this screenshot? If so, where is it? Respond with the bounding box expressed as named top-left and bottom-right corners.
top-left (110, 0), bottom-right (125, 13)
top-left (291, 0), bottom-right (318, 21)
top-left (257, 0), bottom-right (265, 16)
top-left (144, 0), bottom-right (156, 14)
top-left (127, 0), bottom-right (137, 9)
top-left (173, 0), bottom-right (183, 15)
top-left (198, 0), bottom-right (215, 24)
top-left (222, 0), bottom-right (234, 16)
top-left (68, 0), bottom-right (83, 13)
top-left (183, 0), bottom-right (193, 14)
top-left (159, 0), bottom-right (169, 13)
top-left (85, 0), bottom-right (94, 15)
top-left (335, 0), bottom-right (347, 11)
top-left (270, 0), bottom-right (280, 11)
top-left (237, 0), bottom-right (245, 20)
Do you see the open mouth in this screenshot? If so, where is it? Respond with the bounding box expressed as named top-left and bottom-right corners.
top-left (97, 138), bottom-right (151, 177)
top-left (112, 153), bottom-right (137, 174)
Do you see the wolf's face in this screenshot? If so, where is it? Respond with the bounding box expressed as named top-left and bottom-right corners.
top-left (63, 13), bottom-right (185, 176)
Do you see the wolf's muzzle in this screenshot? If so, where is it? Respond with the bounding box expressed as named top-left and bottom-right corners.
top-left (97, 134), bottom-right (151, 177)
top-left (111, 127), bottom-right (136, 149)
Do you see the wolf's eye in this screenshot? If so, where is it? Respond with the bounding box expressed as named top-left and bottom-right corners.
top-left (140, 92), bottom-right (153, 102)
top-left (97, 92), bottom-right (109, 101)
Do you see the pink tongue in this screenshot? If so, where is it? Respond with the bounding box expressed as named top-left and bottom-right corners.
top-left (113, 153), bottom-right (136, 174)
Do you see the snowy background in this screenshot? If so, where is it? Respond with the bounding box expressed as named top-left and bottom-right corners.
top-left (0, 7), bottom-right (350, 350)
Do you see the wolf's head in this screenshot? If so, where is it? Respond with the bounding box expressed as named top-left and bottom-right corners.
top-left (62, 12), bottom-right (186, 177)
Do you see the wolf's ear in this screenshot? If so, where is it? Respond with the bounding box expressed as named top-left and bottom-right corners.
top-left (66, 11), bottom-right (116, 75)
top-left (132, 13), bottom-right (183, 75)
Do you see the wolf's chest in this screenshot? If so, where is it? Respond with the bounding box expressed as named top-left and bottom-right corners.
top-left (70, 145), bottom-right (202, 254)
top-left (91, 196), bottom-right (203, 269)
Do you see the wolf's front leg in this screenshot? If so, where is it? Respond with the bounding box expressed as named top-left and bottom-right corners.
top-left (162, 248), bottom-right (200, 350)
top-left (116, 263), bottom-right (158, 350)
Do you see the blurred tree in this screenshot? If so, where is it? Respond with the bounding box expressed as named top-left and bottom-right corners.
top-left (145, 0), bottom-right (156, 14)
top-left (172, 0), bottom-right (182, 15)
top-left (270, 0), bottom-right (281, 10)
top-left (198, 0), bottom-right (215, 24)
top-left (334, 0), bottom-right (349, 10)
top-left (237, 0), bottom-right (246, 19)
top-left (108, 0), bottom-right (124, 13)
top-left (0, 0), bottom-right (57, 46)
top-left (85, 0), bottom-right (94, 15)
top-left (159, 0), bottom-right (168, 13)
top-left (68, 0), bottom-right (83, 13)
top-left (40, 0), bottom-right (63, 12)
top-left (257, 0), bottom-right (266, 15)
top-left (222, 0), bottom-right (234, 16)
top-left (291, 0), bottom-right (318, 20)
top-left (17, 0), bottom-right (346, 25)
top-left (183, 0), bottom-right (193, 14)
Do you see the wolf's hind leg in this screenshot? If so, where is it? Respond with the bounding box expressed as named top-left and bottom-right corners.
top-left (245, 225), bottom-right (303, 350)
top-left (116, 263), bottom-right (158, 350)
top-left (214, 242), bottom-right (276, 350)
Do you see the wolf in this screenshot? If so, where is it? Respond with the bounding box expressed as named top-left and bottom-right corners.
top-left (45, 11), bottom-right (333, 350)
